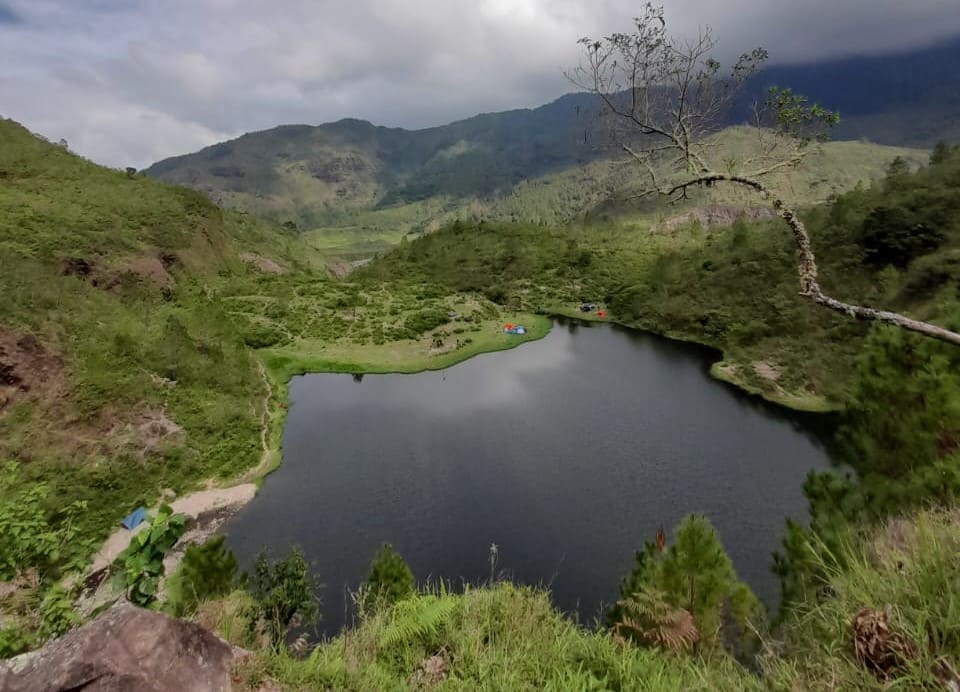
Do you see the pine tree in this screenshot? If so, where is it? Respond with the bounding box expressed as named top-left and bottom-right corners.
top-left (608, 515), bottom-right (762, 653)
top-left (360, 543), bottom-right (415, 614)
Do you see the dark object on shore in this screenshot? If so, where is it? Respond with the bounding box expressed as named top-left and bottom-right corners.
top-left (579, 303), bottom-right (596, 312)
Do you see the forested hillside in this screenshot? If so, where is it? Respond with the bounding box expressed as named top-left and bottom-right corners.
top-left (4, 116), bottom-right (960, 690)
top-left (0, 118), bottom-right (315, 604)
top-left (143, 39), bottom-right (960, 251)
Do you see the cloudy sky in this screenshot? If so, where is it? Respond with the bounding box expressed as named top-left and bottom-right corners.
top-left (2, 0), bottom-right (959, 168)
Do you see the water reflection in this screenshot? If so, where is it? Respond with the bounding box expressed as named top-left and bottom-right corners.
top-left (225, 320), bottom-right (835, 637)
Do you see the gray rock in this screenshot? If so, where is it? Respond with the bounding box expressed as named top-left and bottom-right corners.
top-left (0, 602), bottom-right (236, 692)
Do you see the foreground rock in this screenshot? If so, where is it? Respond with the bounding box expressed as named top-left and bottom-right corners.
top-left (0, 603), bottom-right (238, 692)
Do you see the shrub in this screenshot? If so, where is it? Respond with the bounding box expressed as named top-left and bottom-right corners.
top-left (359, 543), bottom-right (414, 615)
top-left (608, 515), bottom-right (763, 655)
top-left (112, 504), bottom-right (186, 607)
top-left (166, 535), bottom-right (238, 616)
top-left (246, 547), bottom-right (319, 646)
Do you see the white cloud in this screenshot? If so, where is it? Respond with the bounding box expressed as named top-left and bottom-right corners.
top-left (1, 0), bottom-right (958, 168)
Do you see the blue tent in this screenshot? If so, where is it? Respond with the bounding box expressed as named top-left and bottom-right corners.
top-left (120, 506), bottom-right (147, 530)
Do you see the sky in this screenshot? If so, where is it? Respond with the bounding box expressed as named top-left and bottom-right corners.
top-left (2, 0), bottom-right (960, 168)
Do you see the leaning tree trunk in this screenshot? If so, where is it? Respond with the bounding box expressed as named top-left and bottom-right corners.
top-left (670, 173), bottom-right (960, 347)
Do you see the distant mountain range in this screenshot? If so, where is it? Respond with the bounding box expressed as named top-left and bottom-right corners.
top-left (146, 37), bottom-right (960, 233)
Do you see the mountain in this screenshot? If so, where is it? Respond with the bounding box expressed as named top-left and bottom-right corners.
top-left (145, 94), bottom-right (601, 224)
top-left (739, 37), bottom-right (960, 145)
top-left (144, 38), bottom-right (960, 247)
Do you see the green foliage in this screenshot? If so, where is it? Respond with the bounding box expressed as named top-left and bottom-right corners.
top-left (38, 586), bottom-right (80, 639)
top-left (840, 325), bottom-right (960, 477)
top-left (776, 319), bottom-right (960, 608)
top-left (359, 543), bottom-right (415, 614)
top-left (861, 205), bottom-right (945, 267)
top-left (165, 535), bottom-right (238, 617)
top-left (246, 547), bottom-right (319, 645)
top-left (112, 505), bottom-right (186, 606)
top-left (0, 626), bottom-right (32, 659)
top-left (767, 86), bottom-right (840, 143)
top-left (0, 462), bottom-right (89, 582)
top-left (609, 515), bottom-right (763, 654)
top-left (377, 593), bottom-right (457, 650)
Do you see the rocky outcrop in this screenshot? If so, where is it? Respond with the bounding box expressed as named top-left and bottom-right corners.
top-left (661, 205), bottom-right (776, 231)
top-left (0, 603), bottom-right (238, 692)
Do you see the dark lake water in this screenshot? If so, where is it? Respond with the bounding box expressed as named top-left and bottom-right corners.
top-left (224, 320), bottom-right (834, 636)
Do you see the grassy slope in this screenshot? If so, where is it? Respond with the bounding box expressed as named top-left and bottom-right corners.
top-left (146, 111), bottom-right (928, 256)
top-left (0, 120), bottom-right (562, 559)
top-left (204, 507), bottom-right (960, 691)
top-left (0, 120), bottom-right (326, 550)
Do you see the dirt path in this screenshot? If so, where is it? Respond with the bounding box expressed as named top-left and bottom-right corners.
top-left (87, 485), bottom-right (258, 577)
top-left (83, 358), bottom-right (277, 587)
top-left (240, 360), bottom-right (274, 483)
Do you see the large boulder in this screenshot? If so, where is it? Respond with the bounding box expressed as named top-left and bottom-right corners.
top-left (0, 602), bottom-right (238, 691)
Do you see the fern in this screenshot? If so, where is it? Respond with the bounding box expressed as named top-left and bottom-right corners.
top-left (612, 588), bottom-right (699, 652)
top-left (378, 595), bottom-right (458, 649)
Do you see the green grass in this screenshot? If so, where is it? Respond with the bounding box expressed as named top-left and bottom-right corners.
top-left (769, 508), bottom-right (960, 689)
top-left (212, 506), bottom-right (960, 691)
top-left (260, 313), bottom-right (550, 381)
top-left (236, 583), bottom-right (760, 691)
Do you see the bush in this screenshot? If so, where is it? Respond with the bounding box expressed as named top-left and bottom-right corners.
top-left (0, 462), bottom-right (89, 582)
top-left (246, 547), bottom-right (319, 646)
top-left (112, 504), bottom-right (186, 607)
top-left (166, 536), bottom-right (238, 616)
top-left (608, 515), bottom-right (763, 655)
top-left (860, 206), bottom-right (945, 268)
top-left (359, 543), bottom-right (414, 614)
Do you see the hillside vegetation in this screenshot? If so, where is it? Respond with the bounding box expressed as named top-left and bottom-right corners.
top-left (142, 43), bottom-right (957, 255)
top-left (0, 122), bottom-right (553, 653)
top-left (3, 115), bottom-right (960, 691)
top-left (359, 146), bottom-right (959, 409)
top-left (0, 118), bottom-right (324, 555)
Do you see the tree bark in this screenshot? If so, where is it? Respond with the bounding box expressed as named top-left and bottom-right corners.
top-left (669, 173), bottom-right (960, 346)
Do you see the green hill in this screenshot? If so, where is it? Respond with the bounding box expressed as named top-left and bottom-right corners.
top-left (143, 37), bottom-right (960, 253)
top-left (147, 118), bottom-right (928, 259)
top-left (4, 118), bottom-right (960, 691)
top-left (144, 95), bottom-right (599, 230)
top-left (0, 118), bottom-right (324, 552)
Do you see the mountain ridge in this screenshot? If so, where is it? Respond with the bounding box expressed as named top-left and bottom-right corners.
top-left (144, 39), bottom-right (960, 244)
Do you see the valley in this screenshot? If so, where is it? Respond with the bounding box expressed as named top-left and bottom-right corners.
top-left (3, 30), bottom-right (960, 689)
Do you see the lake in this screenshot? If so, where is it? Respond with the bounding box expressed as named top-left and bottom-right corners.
top-left (224, 319), bottom-right (834, 636)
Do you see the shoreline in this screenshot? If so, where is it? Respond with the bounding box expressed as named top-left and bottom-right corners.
top-left (84, 307), bottom-right (836, 597)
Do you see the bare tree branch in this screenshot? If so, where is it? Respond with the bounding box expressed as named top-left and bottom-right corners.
top-left (570, 2), bottom-right (960, 347)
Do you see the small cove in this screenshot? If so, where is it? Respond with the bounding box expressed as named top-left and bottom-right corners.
top-left (224, 319), bottom-right (835, 636)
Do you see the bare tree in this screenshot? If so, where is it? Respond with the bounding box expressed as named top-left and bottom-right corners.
top-left (569, 3), bottom-right (960, 346)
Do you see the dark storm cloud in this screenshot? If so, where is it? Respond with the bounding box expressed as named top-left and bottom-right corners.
top-left (1, 0), bottom-right (958, 167)
top-left (0, 3), bottom-right (21, 24)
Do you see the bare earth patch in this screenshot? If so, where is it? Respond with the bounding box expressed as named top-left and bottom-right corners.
top-left (661, 205), bottom-right (776, 232)
top-left (111, 256), bottom-right (175, 292)
top-left (325, 261), bottom-right (351, 279)
top-left (240, 253), bottom-right (285, 274)
top-left (61, 254), bottom-right (176, 293)
top-left (753, 361), bottom-right (782, 382)
top-left (0, 332), bottom-right (64, 412)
